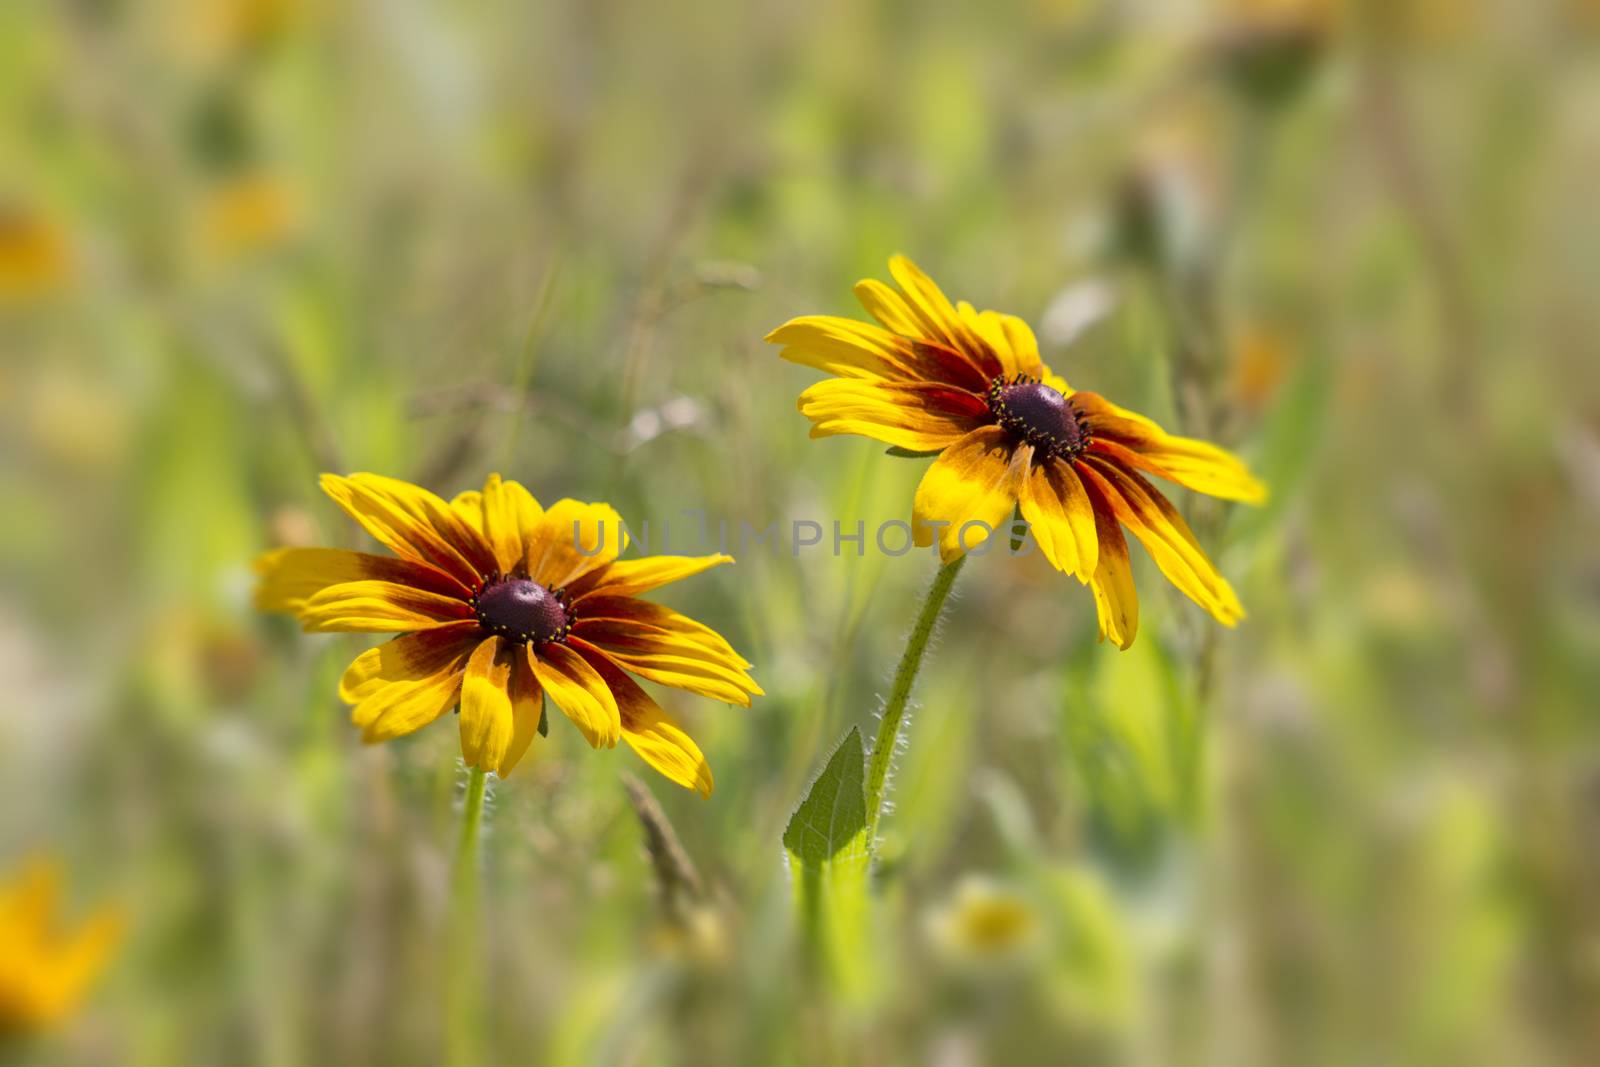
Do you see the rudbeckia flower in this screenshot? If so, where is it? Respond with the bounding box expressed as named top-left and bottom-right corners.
top-left (0, 859), bottom-right (121, 1037)
top-left (766, 255), bottom-right (1265, 649)
top-left (256, 473), bottom-right (760, 795)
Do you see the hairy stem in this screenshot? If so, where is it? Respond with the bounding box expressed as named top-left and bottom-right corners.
top-left (447, 765), bottom-right (488, 1067)
top-left (864, 555), bottom-right (966, 843)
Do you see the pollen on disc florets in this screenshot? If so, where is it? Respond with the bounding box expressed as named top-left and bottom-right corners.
top-left (987, 375), bottom-right (1091, 460)
top-left (471, 576), bottom-right (574, 645)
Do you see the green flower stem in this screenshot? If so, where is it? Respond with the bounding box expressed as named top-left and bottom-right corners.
top-left (447, 765), bottom-right (488, 1067)
top-left (864, 554), bottom-right (966, 844)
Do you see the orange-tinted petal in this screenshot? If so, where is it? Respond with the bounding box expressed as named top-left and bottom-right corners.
top-left (1017, 452), bottom-right (1098, 581)
top-left (320, 473), bottom-right (495, 589)
top-left (572, 600), bottom-right (760, 704)
top-left (1083, 483), bottom-right (1139, 649)
top-left (1073, 393), bottom-right (1267, 503)
top-left (500, 648), bottom-right (545, 776)
top-left (798, 378), bottom-right (988, 452)
top-left (530, 641), bottom-right (621, 748)
top-left (883, 255), bottom-right (1005, 379)
top-left (912, 426), bottom-right (1027, 562)
top-left (567, 553), bottom-right (732, 602)
top-left (254, 547), bottom-right (470, 613)
top-left (1079, 457), bottom-right (1244, 626)
top-left (573, 645), bottom-right (713, 797)
top-left (571, 595), bottom-right (754, 669)
top-left (338, 622), bottom-right (482, 703)
top-left (295, 580), bottom-right (476, 633)
top-left (569, 632), bottom-right (757, 707)
top-left (524, 499), bottom-right (628, 590)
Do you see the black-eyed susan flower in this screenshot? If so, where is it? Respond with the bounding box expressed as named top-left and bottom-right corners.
top-left (766, 255), bottom-right (1265, 649)
top-left (256, 473), bottom-right (760, 795)
top-left (0, 859), bottom-right (121, 1038)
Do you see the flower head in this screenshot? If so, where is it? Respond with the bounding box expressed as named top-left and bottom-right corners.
top-left (256, 473), bottom-right (761, 795)
top-left (0, 859), bottom-right (121, 1038)
top-left (766, 255), bottom-right (1265, 649)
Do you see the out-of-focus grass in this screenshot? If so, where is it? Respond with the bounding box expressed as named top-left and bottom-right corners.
top-left (3, 0), bottom-right (1600, 1063)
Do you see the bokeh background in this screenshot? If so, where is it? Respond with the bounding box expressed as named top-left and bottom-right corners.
top-left (5, 0), bottom-right (1600, 1063)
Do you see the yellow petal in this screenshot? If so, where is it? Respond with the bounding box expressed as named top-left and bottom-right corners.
top-left (577, 646), bottom-right (713, 797)
top-left (766, 314), bottom-right (919, 381)
top-left (1074, 393), bottom-right (1267, 503)
top-left (254, 547), bottom-right (470, 613)
top-left (958, 302), bottom-right (1044, 379)
top-left (296, 580), bottom-right (475, 633)
top-left (1080, 458), bottom-right (1244, 626)
top-left (887, 256), bottom-right (967, 350)
top-left (338, 623), bottom-right (482, 703)
top-left (524, 499), bottom-right (628, 589)
top-left (1017, 453), bottom-right (1099, 581)
top-left (1085, 494), bottom-right (1139, 650)
top-left (351, 650), bottom-right (470, 742)
top-left (530, 641), bottom-right (621, 748)
top-left (499, 649), bottom-right (545, 776)
top-left (451, 489), bottom-right (484, 532)
top-left (572, 636), bottom-right (754, 707)
top-left (568, 553), bottom-right (732, 601)
top-left (798, 378), bottom-right (987, 452)
top-left (320, 473), bottom-right (495, 589)
top-left (853, 277), bottom-right (927, 338)
top-left (886, 255), bottom-right (1005, 378)
top-left (479, 473), bottom-right (544, 575)
top-left (459, 637), bottom-right (516, 775)
top-left (912, 426), bottom-right (1027, 562)
top-left (0, 860), bottom-right (122, 1027)
top-left (572, 608), bottom-right (761, 703)
top-left (573, 595), bottom-right (755, 670)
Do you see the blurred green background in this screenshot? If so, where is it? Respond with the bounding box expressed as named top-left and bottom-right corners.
top-left (5, 0), bottom-right (1600, 1063)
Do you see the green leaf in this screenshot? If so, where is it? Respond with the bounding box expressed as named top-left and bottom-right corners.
top-left (784, 726), bottom-right (874, 999)
top-left (783, 726), bottom-right (868, 868)
top-left (884, 445), bottom-right (943, 459)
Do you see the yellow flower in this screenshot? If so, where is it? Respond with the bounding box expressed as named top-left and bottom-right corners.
top-left (0, 207), bottom-right (71, 302)
top-left (766, 255), bottom-right (1265, 649)
top-left (256, 473), bottom-right (761, 795)
top-left (0, 859), bottom-right (121, 1037)
top-left (925, 876), bottom-right (1042, 966)
top-left (197, 173), bottom-right (299, 260)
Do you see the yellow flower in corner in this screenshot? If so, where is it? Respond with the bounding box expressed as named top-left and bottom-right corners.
top-left (0, 859), bottom-right (121, 1037)
top-left (256, 473), bottom-right (761, 795)
top-left (766, 255), bottom-right (1265, 649)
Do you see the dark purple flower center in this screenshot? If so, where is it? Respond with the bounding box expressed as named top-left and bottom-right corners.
top-left (473, 578), bottom-right (571, 645)
top-left (989, 377), bottom-right (1090, 459)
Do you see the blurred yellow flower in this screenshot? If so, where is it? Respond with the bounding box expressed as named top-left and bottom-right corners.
top-left (767, 256), bottom-right (1265, 649)
top-left (182, 0), bottom-right (301, 56)
top-left (198, 173), bottom-right (300, 260)
top-left (0, 859), bottom-right (121, 1038)
top-left (0, 207), bottom-right (71, 302)
top-left (256, 473), bottom-right (761, 794)
top-left (1231, 322), bottom-right (1294, 413)
top-left (926, 876), bottom-right (1043, 965)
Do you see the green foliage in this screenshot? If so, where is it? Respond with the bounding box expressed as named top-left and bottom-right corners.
top-left (784, 727), bottom-right (873, 998)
